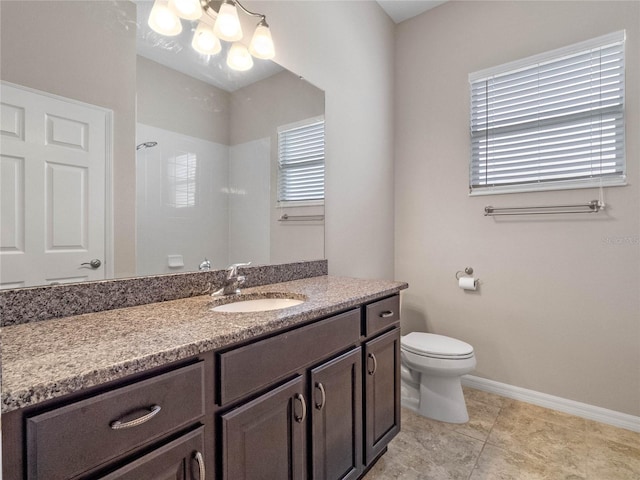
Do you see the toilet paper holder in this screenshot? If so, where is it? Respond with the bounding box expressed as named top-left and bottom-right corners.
top-left (456, 267), bottom-right (479, 291)
top-left (455, 267), bottom-right (474, 280)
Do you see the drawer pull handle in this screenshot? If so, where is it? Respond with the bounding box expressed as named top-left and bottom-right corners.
top-left (379, 310), bottom-right (394, 318)
top-left (367, 353), bottom-right (378, 376)
top-left (294, 393), bottom-right (307, 423)
top-left (110, 405), bottom-right (161, 430)
top-left (314, 382), bottom-right (326, 410)
top-left (194, 451), bottom-right (205, 480)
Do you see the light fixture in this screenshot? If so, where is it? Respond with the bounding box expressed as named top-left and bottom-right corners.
top-left (148, 0), bottom-right (182, 36)
top-left (147, 0), bottom-right (275, 70)
top-left (227, 42), bottom-right (254, 71)
top-left (192, 18), bottom-right (221, 55)
top-left (249, 19), bottom-right (275, 60)
top-left (213, 0), bottom-right (242, 42)
top-left (169, 0), bottom-right (202, 21)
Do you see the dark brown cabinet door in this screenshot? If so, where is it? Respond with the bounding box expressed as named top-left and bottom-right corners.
top-left (310, 348), bottom-right (362, 480)
top-left (98, 426), bottom-right (206, 480)
top-left (363, 328), bottom-right (401, 464)
top-left (221, 376), bottom-right (306, 480)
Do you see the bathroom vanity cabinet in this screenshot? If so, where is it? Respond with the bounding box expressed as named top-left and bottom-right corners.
top-left (220, 295), bottom-right (400, 480)
top-left (2, 293), bottom-right (401, 480)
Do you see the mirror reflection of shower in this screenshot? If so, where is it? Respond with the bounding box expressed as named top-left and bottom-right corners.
top-left (135, 124), bottom-right (242, 277)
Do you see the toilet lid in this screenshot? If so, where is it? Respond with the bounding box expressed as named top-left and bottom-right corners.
top-left (402, 332), bottom-right (474, 358)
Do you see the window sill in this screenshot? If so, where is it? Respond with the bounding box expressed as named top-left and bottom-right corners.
top-left (277, 200), bottom-right (325, 208)
top-left (469, 177), bottom-right (627, 197)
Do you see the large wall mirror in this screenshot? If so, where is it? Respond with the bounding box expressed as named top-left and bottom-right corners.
top-left (0, 0), bottom-right (325, 289)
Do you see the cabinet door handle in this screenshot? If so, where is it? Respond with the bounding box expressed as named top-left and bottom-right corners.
top-left (110, 404), bottom-right (161, 430)
top-left (379, 310), bottom-right (394, 318)
top-left (194, 451), bottom-right (205, 480)
top-left (294, 393), bottom-right (307, 423)
top-left (367, 353), bottom-right (378, 376)
top-left (314, 382), bottom-right (326, 410)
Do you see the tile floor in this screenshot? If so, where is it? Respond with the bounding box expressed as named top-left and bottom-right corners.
top-left (363, 387), bottom-right (640, 480)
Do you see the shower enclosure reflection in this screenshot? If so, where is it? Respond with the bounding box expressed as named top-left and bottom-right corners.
top-left (135, 124), bottom-right (269, 275)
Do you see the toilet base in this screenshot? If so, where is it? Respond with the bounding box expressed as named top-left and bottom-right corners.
top-left (401, 374), bottom-right (470, 424)
top-left (420, 375), bottom-right (469, 423)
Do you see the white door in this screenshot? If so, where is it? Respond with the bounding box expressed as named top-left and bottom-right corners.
top-left (0, 83), bottom-right (110, 288)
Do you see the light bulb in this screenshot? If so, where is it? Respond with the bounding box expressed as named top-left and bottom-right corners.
top-left (249, 22), bottom-right (275, 60)
top-left (148, 0), bottom-right (182, 36)
top-left (169, 0), bottom-right (202, 20)
top-left (227, 42), bottom-right (254, 71)
top-left (213, 1), bottom-right (242, 42)
top-left (192, 21), bottom-right (221, 55)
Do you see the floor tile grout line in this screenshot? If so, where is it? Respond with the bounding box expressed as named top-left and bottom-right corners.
top-left (467, 438), bottom-right (489, 480)
top-left (466, 395), bottom-right (505, 480)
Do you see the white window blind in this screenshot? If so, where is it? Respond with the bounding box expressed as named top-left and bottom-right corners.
top-left (166, 152), bottom-right (197, 208)
top-left (469, 31), bottom-right (625, 195)
top-left (278, 118), bottom-right (325, 203)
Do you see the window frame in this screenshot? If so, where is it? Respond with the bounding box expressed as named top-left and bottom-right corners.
top-left (468, 31), bottom-right (626, 196)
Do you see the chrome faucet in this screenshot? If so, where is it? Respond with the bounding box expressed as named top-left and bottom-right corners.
top-left (212, 262), bottom-right (251, 296)
top-left (198, 258), bottom-right (211, 271)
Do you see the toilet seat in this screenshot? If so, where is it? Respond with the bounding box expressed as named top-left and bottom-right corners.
top-left (402, 332), bottom-right (474, 360)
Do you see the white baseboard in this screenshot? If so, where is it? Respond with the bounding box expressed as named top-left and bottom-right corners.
top-left (462, 375), bottom-right (640, 433)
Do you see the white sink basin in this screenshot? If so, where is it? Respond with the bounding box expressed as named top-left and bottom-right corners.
top-left (212, 297), bottom-right (305, 313)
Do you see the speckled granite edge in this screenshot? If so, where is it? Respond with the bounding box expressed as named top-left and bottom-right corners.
top-left (0, 260), bottom-right (327, 326)
top-left (1, 276), bottom-right (407, 412)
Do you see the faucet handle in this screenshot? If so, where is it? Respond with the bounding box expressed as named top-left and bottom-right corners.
top-left (227, 262), bottom-right (251, 277)
top-left (199, 258), bottom-right (212, 271)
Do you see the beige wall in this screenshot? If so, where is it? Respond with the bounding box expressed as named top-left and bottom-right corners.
top-left (137, 56), bottom-right (230, 145)
top-left (246, 1), bottom-right (396, 279)
top-left (394, 1), bottom-right (640, 416)
top-left (229, 70), bottom-right (324, 145)
top-left (0, 1), bottom-right (138, 278)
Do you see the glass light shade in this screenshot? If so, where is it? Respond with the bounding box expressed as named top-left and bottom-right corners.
top-left (227, 42), bottom-right (254, 71)
top-left (192, 22), bottom-right (221, 55)
top-left (148, 0), bottom-right (182, 36)
top-left (213, 2), bottom-right (242, 42)
top-left (249, 24), bottom-right (275, 60)
top-left (169, 0), bottom-right (202, 20)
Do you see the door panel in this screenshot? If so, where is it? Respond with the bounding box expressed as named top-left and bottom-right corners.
top-left (0, 154), bottom-right (25, 253)
top-left (46, 162), bottom-right (88, 250)
top-left (0, 83), bottom-right (109, 288)
top-left (364, 328), bottom-right (401, 464)
top-left (221, 376), bottom-right (306, 480)
top-left (310, 348), bottom-right (362, 480)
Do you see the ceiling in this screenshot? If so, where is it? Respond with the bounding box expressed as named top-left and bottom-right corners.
top-left (376, 0), bottom-right (448, 23)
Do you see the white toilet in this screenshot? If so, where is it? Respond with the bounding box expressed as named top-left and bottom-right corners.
top-left (400, 332), bottom-right (476, 423)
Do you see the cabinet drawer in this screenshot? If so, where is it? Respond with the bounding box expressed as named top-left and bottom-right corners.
top-left (99, 426), bottom-right (205, 480)
top-left (365, 295), bottom-right (400, 337)
top-left (219, 309), bottom-right (360, 406)
top-left (26, 362), bottom-right (205, 480)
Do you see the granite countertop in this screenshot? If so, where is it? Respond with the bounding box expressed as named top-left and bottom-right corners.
top-left (1, 275), bottom-right (407, 413)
